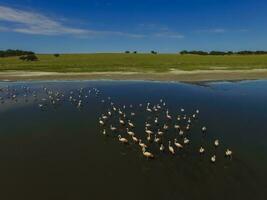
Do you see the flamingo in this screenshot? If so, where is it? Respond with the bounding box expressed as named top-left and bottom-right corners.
top-left (183, 137), bottom-right (190, 144)
top-left (99, 118), bottom-right (104, 125)
top-left (119, 118), bottom-right (125, 125)
top-left (142, 147), bottom-right (154, 159)
top-left (132, 135), bottom-right (139, 143)
top-left (128, 120), bottom-right (135, 128)
top-left (160, 144), bottom-right (165, 151)
top-left (110, 125), bottom-right (117, 131)
top-left (168, 141), bottom-right (175, 155)
top-left (211, 155), bottom-right (216, 163)
top-left (174, 124), bottom-right (180, 129)
top-left (126, 128), bottom-right (135, 136)
top-left (139, 139), bottom-right (147, 148)
top-left (214, 139), bottom-right (219, 147)
top-left (102, 129), bottom-right (107, 135)
top-left (154, 134), bottom-right (161, 143)
top-left (199, 146), bottom-right (205, 154)
top-left (118, 135), bottom-right (128, 144)
top-left (174, 138), bottom-right (183, 149)
top-left (145, 127), bottom-right (153, 135)
top-left (225, 149), bottom-right (233, 159)
top-left (157, 129), bottom-right (164, 136)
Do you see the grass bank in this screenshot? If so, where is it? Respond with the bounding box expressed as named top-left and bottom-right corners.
top-left (1, 53), bottom-right (267, 72)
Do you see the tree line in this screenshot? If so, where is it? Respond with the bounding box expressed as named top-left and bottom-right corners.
top-left (0, 49), bottom-right (39, 61)
top-left (180, 50), bottom-right (267, 55)
top-left (0, 49), bottom-right (35, 57)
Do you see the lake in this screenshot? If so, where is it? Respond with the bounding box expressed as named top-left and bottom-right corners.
top-left (0, 80), bottom-right (266, 200)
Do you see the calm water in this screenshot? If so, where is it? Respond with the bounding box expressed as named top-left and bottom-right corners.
top-left (0, 80), bottom-right (267, 200)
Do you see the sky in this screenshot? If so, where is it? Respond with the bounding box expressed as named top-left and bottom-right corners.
top-left (0, 0), bottom-right (267, 53)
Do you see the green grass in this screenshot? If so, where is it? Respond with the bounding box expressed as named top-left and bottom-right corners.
top-left (1, 53), bottom-right (267, 72)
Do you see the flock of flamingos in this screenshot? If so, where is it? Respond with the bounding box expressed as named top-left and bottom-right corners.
top-left (98, 95), bottom-right (233, 162)
top-left (1, 84), bottom-right (233, 162)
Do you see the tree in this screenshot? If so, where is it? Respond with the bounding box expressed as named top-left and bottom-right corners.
top-left (209, 51), bottom-right (227, 55)
top-left (54, 54), bottom-right (60, 57)
top-left (19, 54), bottom-right (38, 61)
top-left (180, 50), bottom-right (188, 55)
top-left (125, 51), bottom-right (130, 54)
top-left (151, 51), bottom-right (157, 54)
top-left (133, 51), bottom-right (137, 54)
top-left (0, 49), bottom-right (34, 57)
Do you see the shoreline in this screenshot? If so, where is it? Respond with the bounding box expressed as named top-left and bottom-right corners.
top-left (1, 69), bottom-right (267, 82)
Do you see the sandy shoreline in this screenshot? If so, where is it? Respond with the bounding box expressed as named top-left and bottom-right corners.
top-left (1, 69), bottom-right (267, 82)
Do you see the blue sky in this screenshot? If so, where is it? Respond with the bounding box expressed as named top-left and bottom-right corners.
top-left (0, 0), bottom-right (267, 53)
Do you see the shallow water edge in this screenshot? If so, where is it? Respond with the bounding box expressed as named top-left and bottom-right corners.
top-left (1, 69), bottom-right (267, 82)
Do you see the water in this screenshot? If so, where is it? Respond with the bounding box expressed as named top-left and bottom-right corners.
top-left (0, 80), bottom-right (266, 200)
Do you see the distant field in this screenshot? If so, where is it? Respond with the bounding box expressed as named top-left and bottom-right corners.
top-left (1, 53), bottom-right (267, 72)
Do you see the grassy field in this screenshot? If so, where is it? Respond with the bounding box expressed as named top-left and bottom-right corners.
top-left (1, 53), bottom-right (267, 72)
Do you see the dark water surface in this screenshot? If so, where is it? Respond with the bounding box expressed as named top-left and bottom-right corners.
top-left (0, 80), bottom-right (266, 200)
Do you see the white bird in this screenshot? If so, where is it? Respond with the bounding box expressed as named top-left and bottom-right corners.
top-left (119, 118), bottom-right (125, 125)
top-left (132, 135), bottom-right (139, 143)
top-left (183, 137), bottom-right (190, 144)
top-left (157, 129), bottom-right (164, 136)
top-left (118, 135), bottom-right (128, 144)
top-left (110, 125), bottom-right (117, 131)
top-left (211, 155), bottom-right (216, 163)
top-left (168, 141), bottom-right (175, 155)
top-left (199, 146), bottom-right (205, 154)
top-left (187, 118), bottom-right (191, 124)
top-left (154, 117), bottom-right (158, 124)
top-left (145, 127), bottom-right (153, 135)
top-left (174, 124), bottom-right (180, 129)
top-left (146, 106), bottom-right (152, 112)
top-left (160, 144), bottom-right (165, 151)
top-left (202, 126), bottom-right (207, 132)
top-left (128, 120), bottom-right (135, 128)
top-left (145, 122), bottom-right (151, 127)
top-left (102, 114), bottom-right (108, 120)
top-left (214, 139), bottom-right (219, 147)
top-left (142, 147), bottom-right (154, 159)
top-left (163, 124), bottom-right (168, 130)
top-left (139, 140), bottom-right (147, 148)
top-left (102, 129), bottom-right (106, 135)
top-left (147, 132), bottom-right (152, 142)
top-left (174, 138), bottom-right (183, 149)
top-left (154, 134), bottom-right (161, 143)
top-left (99, 118), bottom-right (104, 125)
top-left (166, 113), bottom-right (172, 120)
top-left (126, 128), bottom-right (135, 136)
top-left (225, 149), bottom-right (233, 158)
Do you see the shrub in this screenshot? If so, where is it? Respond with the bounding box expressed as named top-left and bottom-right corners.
top-left (19, 54), bottom-right (38, 61)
